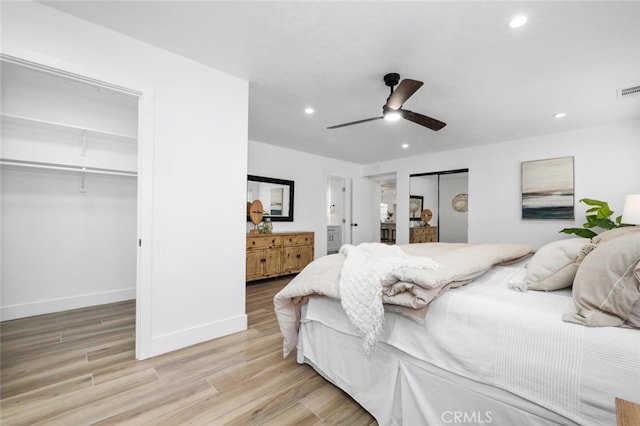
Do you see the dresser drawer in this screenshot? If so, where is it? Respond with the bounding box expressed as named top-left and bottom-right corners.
top-left (283, 234), bottom-right (314, 247)
top-left (417, 227), bottom-right (436, 235)
top-left (246, 235), bottom-right (283, 250)
top-left (410, 226), bottom-right (437, 243)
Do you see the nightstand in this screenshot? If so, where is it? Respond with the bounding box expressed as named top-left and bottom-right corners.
top-left (616, 398), bottom-right (640, 426)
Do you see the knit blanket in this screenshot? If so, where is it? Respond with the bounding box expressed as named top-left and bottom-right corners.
top-left (274, 242), bottom-right (533, 357)
top-left (338, 243), bottom-right (440, 354)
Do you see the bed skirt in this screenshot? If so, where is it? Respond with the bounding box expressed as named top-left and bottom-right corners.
top-left (297, 315), bottom-right (580, 426)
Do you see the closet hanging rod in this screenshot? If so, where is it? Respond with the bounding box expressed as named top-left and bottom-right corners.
top-left (0, 113), bottom-right (137, 141)
top-left (0, 159), bottom-right (137, 177)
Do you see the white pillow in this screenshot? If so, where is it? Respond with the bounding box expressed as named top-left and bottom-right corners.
top-left (525, 238), bottom-right (590, 291)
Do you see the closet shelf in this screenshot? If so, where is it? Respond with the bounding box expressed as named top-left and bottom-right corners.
top-left (0, 158), bottom-right (137, 177)
top-left (0, 113), bottom-right (137, 141)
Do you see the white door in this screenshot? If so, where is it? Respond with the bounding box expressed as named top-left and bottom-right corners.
top-left (348, 177), bottom-right (380, 245)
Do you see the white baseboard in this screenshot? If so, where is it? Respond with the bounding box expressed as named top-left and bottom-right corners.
top-left (149, 314), bottom-right (248, 357)
top-left (0, 287), bottom-right (136, 321)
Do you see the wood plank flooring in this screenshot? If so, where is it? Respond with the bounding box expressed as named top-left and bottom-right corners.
top-left (0, 277), bottom-right (377, 425)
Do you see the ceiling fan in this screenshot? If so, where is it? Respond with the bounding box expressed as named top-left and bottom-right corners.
top-left (327, 73), bottom-right (446, 131)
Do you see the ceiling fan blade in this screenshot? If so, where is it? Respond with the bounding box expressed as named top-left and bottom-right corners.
top-left (400, 109), bottom-right (447, 131)
top-left (385, 79), bottom-right (423, 109)
top-left (327, 116), bottom-right (383, 129)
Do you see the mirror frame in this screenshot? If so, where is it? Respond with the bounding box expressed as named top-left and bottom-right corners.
top-left (247, 175), bottom-right (295, 222)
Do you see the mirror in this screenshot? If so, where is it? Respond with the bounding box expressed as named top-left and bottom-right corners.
top-left (247, 175), bottom-right (294, 222)
top-left (410, 169), bottom-right (469, 243)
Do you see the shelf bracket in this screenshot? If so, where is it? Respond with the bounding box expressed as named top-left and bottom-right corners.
top-left (80, 129), bottom-right (87, 156)
top-left (80, 168), bottom-right (87, 193)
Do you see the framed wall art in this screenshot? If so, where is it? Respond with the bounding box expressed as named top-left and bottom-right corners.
top-left (409, 195), bottom-right (424, 221)
top-left (521, 156), bottom-right (574, 219)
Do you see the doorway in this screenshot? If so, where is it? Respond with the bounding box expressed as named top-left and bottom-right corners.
top-left (326, 175), bottom-right (346, 254)
top-left (0, 53), bottom-right (147, 356)
top-left (410, 169), bottom-right (469, 243)
top-left (326, 175), bottom-right (381, 252)
top-left (373, 174), bottom-right (397, 244)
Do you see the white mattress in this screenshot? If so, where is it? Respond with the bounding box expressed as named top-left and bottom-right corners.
top-left (301, 265), bottom-right (640, 425)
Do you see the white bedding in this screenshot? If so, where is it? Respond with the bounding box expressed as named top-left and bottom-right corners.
top-left (275, 242), bottom-right (533, 357)
top-left (301, 265), bottom-right (640, 425)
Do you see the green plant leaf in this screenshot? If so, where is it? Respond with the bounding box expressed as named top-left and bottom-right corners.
top-left (580, 198), bottom-right (608, 207)
top-left (560, 198), bottom-right (621, 236)
top-left (594, 219), bottom-right (617, 230)
top-left (559, 228), bottom-right (597, 238)
top-left (584, 215), bottom-right (604, 228)
top-left (598, 208), bottom-right (614, 218)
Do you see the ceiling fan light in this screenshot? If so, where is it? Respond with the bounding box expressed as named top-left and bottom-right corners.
top-left (384, 111), bottom-right (402, 122)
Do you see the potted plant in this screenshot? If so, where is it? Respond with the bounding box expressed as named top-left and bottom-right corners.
top-left (560, 198), bottom-right (628, 238)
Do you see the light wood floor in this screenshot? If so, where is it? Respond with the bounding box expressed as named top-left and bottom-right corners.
top-left (0, 277), bottom-right (377, 425)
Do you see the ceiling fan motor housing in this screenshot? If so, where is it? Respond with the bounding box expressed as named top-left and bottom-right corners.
top-left (384, 72), bottom-right (400, 87)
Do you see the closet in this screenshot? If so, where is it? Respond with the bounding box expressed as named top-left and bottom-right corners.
top-left (0, 59), bottom-right (139, 321)
top-left (409, 169), bottom-right (469, 243)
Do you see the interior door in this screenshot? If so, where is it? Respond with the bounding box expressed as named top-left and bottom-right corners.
top-left (349, 177), bottom-right (380, 245)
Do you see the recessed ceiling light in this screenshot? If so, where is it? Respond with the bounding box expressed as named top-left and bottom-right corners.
top-left (304, 107), bottom-right (314, 114)
top-left (508, 15), bottom-right (528, 29)
top-left (401, 143), bottom-right (409, 149)
top-left (553, 112), bottom-right (566, 118)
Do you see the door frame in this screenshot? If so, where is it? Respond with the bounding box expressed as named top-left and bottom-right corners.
top-left (1, 46), bottom-right (155, 359)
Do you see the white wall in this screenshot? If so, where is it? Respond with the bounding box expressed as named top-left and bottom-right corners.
top-left (2, 2), bottom-right (249, 358)
top-left (1, 61), bottom-right (138, 137)
top-left (1, 170), bottom-right (138, 315)
top-left (248, 140), bottom-right (362, 256)
top-left (364, 120), bottom-right (640, 249)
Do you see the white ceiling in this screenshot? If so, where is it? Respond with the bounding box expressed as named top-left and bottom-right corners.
top-left (41, 1), bottom-right (640, 165)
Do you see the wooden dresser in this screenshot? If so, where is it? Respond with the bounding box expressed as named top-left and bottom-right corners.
top-left (246, 232), bottom-right (314, 282)
top-left (409, 226), bottom-right (437, 243)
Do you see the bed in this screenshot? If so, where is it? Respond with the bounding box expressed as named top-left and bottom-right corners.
top-left (274, 230), bottom-right (640, 425)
